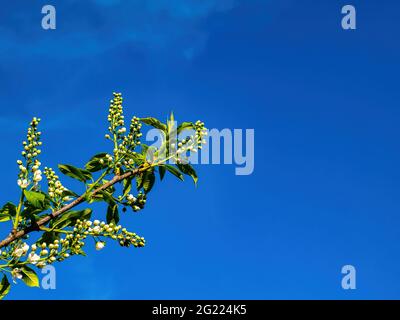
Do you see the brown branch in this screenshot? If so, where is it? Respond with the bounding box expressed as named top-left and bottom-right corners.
top-left (0, 168), bottom-right (141, 249)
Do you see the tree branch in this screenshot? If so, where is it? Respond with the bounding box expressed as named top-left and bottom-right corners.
top-left (0, 168), bottom-right (141, 249)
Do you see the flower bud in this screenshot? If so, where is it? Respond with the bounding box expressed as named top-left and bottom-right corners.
top-left (95, 242), bottom-right (105, 251)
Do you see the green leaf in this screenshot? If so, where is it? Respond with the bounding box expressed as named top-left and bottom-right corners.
top-left (0, 275), bottom-right (10, 300)
top-left (140, 144), bottom-right (149, 156)
top-left (177, 163), bottom-right (198, 185)
top-left (0, 213), bottom-right (10, 223)
top-left (159, 166), bottom-right (166, 181)
top-left (167, 112), bottom-right (176, 133)
top-left (136, 173), bottom-right (143, 191)
top-left (61, 189), bottom-right (79, 199)
top-left (85, 153), bottom-right (109, 172)
top-left (142, 170), bottom-right (156, 194)
top-left (127, 152), bottom-right (145, 166)
top-left (169, 111), bottom-right (175, 123)
top-left (97, 190), bottom-right (115, 204)
top-left (37, 231), bottom-right (60, 245)
top-left (51, 208), bottom-right (92, 229)
top-left (123, 177), bottom-right (133, 197)
top-left (23, 192), bottom-right (51, 217)
top-left (20, 266), bottom-right (39, 287)
top-left (106, 203), bottom-right (119, 224)
top-left (140, 117), bottom-right (167, 132)
top-left (0, 202), bottom-right (16, 222)
top-left (24, 190), bottom-right (46, 209)
top-left (162, 164), bottom-right (184, 181)
top-left (177, 122), bottom-right (194, 135)
top-left (58, 164), bottom-right (92, 183)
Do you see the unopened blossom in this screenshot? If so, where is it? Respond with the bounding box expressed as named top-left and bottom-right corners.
top-left (22, 243), bottom-right (29, 253)
top-left (95, 242), bottom-right (105, 251)
top-left (93, 226), bottom-right (101, 234)
top-left (127, 194), bottom-right (136, 203)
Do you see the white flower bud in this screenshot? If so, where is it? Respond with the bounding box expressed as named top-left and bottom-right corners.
top-left (92, 226), bottom-right (101, 234)
top-left (95, 242), bottom-right (105, 251)
top-left (22, 243), bottom-right (29, 253)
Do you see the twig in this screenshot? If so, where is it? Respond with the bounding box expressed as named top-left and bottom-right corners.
top-left (0, 168), bottom-right (142, 249)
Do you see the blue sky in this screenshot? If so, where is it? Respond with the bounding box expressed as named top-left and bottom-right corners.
top-left (1, 0), bottom-right (400, 299)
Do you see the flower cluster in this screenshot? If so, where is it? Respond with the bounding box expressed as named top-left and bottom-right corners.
top-left (17, 176), bottom-right (29, 189)
top-left (118, 117), bottom-right (143, 169)
top-left (74, 219), bottom-right (145, 248)
top-left (1, 241), bottom-right (51, 282)
top-left (0, 92), bottom-right (206, 301)
top-left (174, 121), bottom-right (207, 163)
top-left (44, 167), bottom-right (71, 205)
top-left (0, 216), bottom-right (145, 278)
top-left (16, 118), bottom-right (43, 190)
top-left (126, 192), bottom-right (146, 212)
top-left (103, 154), bottom-right (113, 163)
top-left (194, 120), bottom-right (207, 149)
top-left (21, 117), bottom-right (42, 161)
top-left (12, 241), bottom-right (64, 267)
top-left (17, 161), bottom-right (42, 189)
top-left (128, 116), bottom-right (143, 147)
top-left (32, 162), bottom-right (43, 185)
top-left (105, 93), bottom-right (144, 173)
top-left (106, 92), bottom-right (125, 140)
top-left (12, 242), bottom-right (29, 258)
